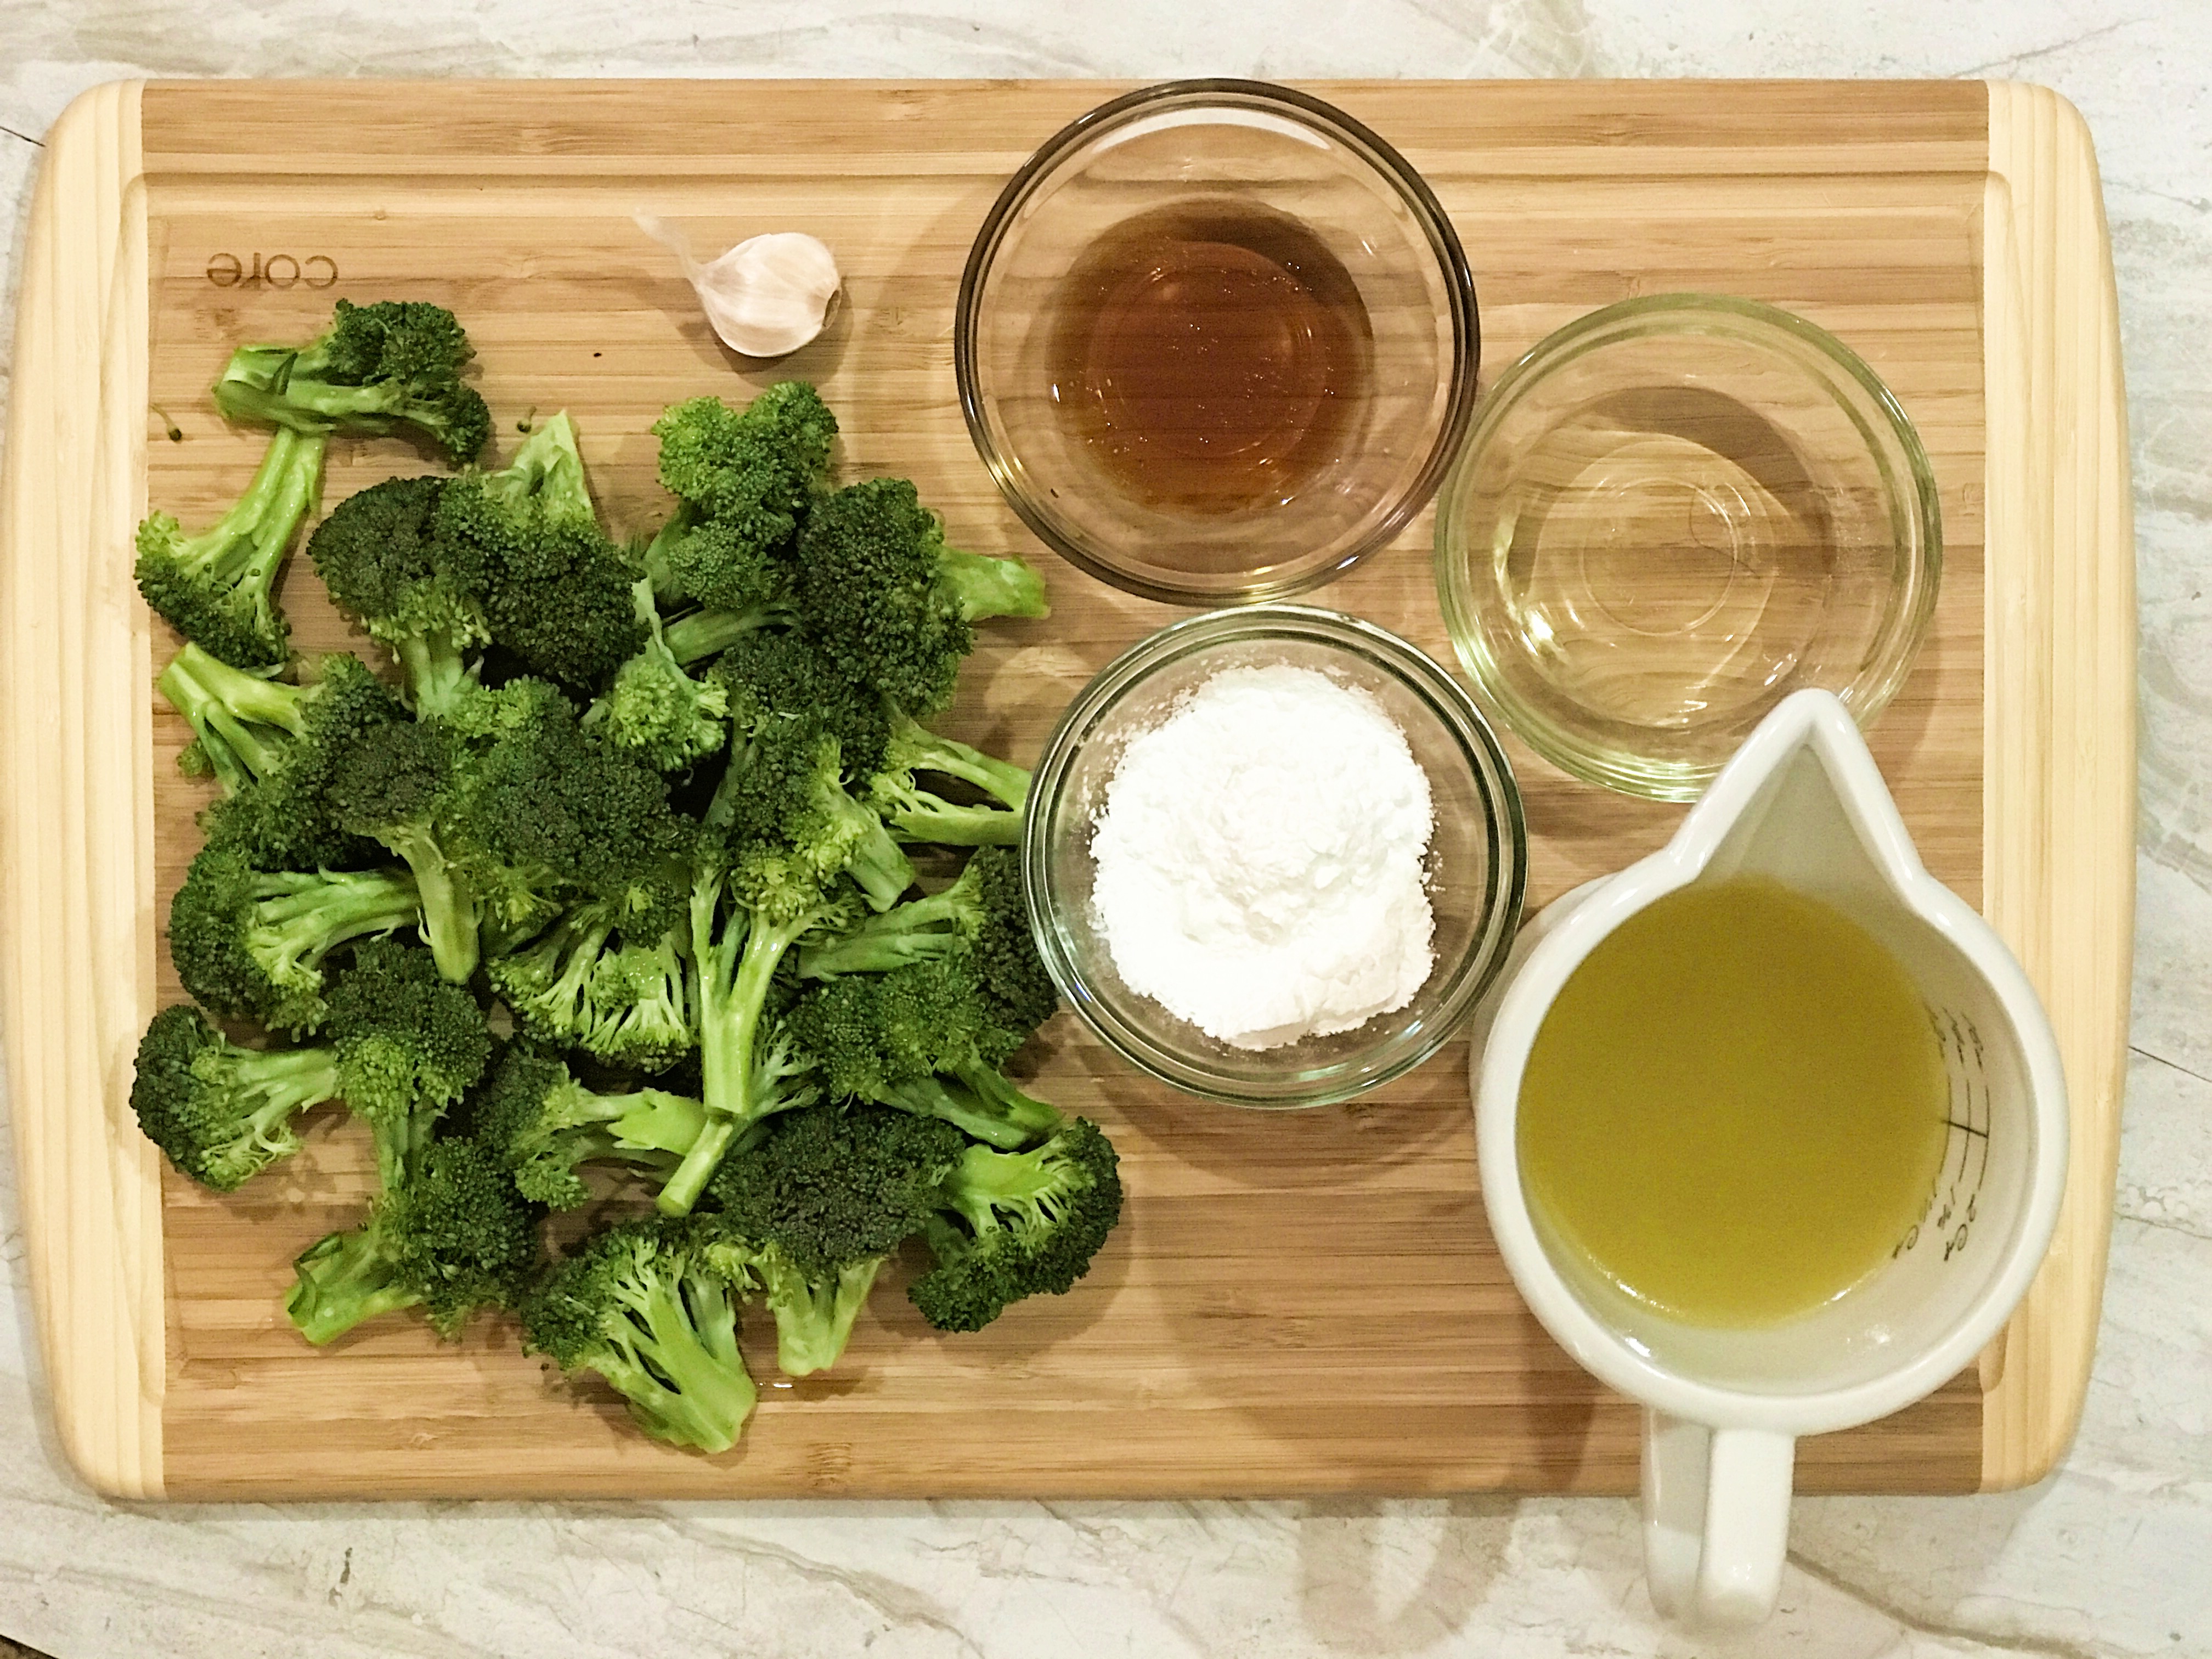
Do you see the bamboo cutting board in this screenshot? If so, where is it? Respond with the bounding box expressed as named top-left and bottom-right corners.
top-left (0, 80), bottom-right (2131, 1500)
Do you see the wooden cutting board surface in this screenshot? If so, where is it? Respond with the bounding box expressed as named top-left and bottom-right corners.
top-left (0, 78), bottom-right (2132, 1499)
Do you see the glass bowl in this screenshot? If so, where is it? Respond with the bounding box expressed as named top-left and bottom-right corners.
top-left (1434, 294), bottom-right (1942, 802)
top-left (1023, 605), bottom-right (1526, 1108)
top-left (957, 80), bottom-right (1480, 607)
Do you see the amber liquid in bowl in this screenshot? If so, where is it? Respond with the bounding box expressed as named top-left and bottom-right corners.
top-left (1046, 201), bottom-right (1374, 523)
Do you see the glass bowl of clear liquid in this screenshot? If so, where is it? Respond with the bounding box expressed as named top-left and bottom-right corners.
top-left (1432, 294), bottom-right (1941, 802)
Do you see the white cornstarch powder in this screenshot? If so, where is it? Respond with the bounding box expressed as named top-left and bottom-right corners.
top-left (1088, 664), bottom-right (1437, 1051)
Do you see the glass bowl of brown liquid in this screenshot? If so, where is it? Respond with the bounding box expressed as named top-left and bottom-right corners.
top-left (956, 80), bottom-right (1481, 606)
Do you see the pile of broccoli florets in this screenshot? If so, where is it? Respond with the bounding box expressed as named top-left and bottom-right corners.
top-left (131, 299), bottom-right (1119, 1454)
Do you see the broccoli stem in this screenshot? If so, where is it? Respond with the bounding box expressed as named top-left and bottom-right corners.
top-left (391, 632), bottom-right (476, 721)
top-left (878, 798), bottom-right (1021, 847)
top-left (764, 1256), bottom-right (885, 1378)
top-left (664, 603), bottom-right (788, 667)
top-left (661, 881), bottom-right (812, 1216)
top-left (845, 812), bottom-right (917, 912)
top-left (607, 1088), bottom-right (709, 1154)
top-left (798, 863), bottom-right (981, 978)
top-left (880, 1065), bottom-right (1062, 1152)
top-left (287, 1223), bottom-right (419, 1346)
top-left (939, 547), bottom-right (1050, 621)
top-left (375, 822), bottom-right (481, 984)
top-left (618, 1268), bottom-right (757, 1451)
top-left (256, 868), bottom-right (425, 978)
top-left (952, 1060), bottom-right (1065, 1142)
top-left (156, 644), bottom-right (313, 793)
top-left (893, 724), bottom-right (1030, 809)
top-left (233, 1047), bottom-right (346, 1132)
top-left (935, 1138), bottom-right (1064, 1232)
top-left (220, 427), bottom-right (328, 578)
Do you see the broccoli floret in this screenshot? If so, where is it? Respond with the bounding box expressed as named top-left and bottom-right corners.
top-left (211, 298), bottom-right (491, 466)
top-left (486, 899), bottom-right (696, 1071)
top-left (794, 477), bottom-right (1048, 716)
top-left (284, 943), bottom-right (515, 1346)
top-left (168, 844), bottom-right (420, 1032)
top-left (586, 578), bottom-right (730, 772)
top-left (910, 1118), bottom-right (1123, 1333)
top-left (135, 426), bottom-right (327, 670)
top-left (129, 1002), bottom-right (342, 1190)
top-left (652, 383), bottom-right (836, 569)
top-left (703, 1104), bottom-right (965, 1374)
top-left (521, 1216), bottom-right (758, 1453)
top-left (158, 644), bottom-right (405, 799)
top-left (787, 957), bottom-right (1060, 1150)
top-left (306, 475), bottom-right (489, 717)
top-left (287, 1136), bottom-right (537, 1345)
top-left (798, 847), bottom-right (1047, 1003)
top-left (452, 682), bottom-right (696, 951)
top-left (323, 720), bottom-right (481, 984)
top-left (658, 850), bottom-right (860, 1218)
top-left (656, 716), bottom-right (882, 1216)
top-left (710, 629), bottom-right (891, 779)
top-left (323, 938), bottom-right (495, 1185)
top-left (163, 647), bottom-right (403, 872)
top-left (473, 1039), bottom-right (707, 1209)
top-left (710, 632), bottom-right (910, 910)
top-left (864, 709), bottom-right (1031, 847)
top-left (432, 413), bottom-right (643, 686)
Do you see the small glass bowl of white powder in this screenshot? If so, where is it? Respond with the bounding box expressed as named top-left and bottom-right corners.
top-left (1023, 605), bottom-right (1526, 1108)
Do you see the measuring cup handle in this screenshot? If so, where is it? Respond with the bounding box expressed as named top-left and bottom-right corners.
top-left (1641, 1410), bottom-right (1795, 1627)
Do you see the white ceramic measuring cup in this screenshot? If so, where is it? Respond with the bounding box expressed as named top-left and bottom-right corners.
top-left (1469, 689), bottom-right (2068, 1629)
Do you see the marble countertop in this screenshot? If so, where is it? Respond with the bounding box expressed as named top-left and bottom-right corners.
top-left (4, 3), bottom-right (2209, 1655)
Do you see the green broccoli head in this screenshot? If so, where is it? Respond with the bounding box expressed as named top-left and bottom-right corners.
top-left (910, 1118), bottom-right (1124, 1334)
top-left (486, 901), bottom-right (696, 1074)
top-left (794, 477), bottom-right (1048, 715)
top-left (212, 299), bottom-right (490, 466)
top-left (521, 1215), bottom-right (758, 1453)
top-left (652, 381), bottom-right (836, 532)
top-left (797, 847), bottom-right (1050, 1020)
top-left (656, 517), bottom-right (797, 617)
top-left (135, 426), bottom-right (327, 670)
top-left (302, 299), bottom-right (475, 386)
top-left (697, 1099), bottom-right (963, 1375)
top-left (472, 1038), bottom-right (707, 1210)
top-left (168, 845), bottom-right (421, 1033)
top-left (453, 682), bottom-right (697, 943)
top-left (710, 1104), bottom-right (962, 1268)
top-left (322, 719), bottom-right (482, 984)
top-left (787, 955), bottom-right (1060, 1150)
top-left (323, 938), bottom-right (492, 1130)
top-left (287, 1135), bottom-right (541, 1345)
top-left (592, 579), bottom-right (730, 772)
top-left (129, 1002), bottom-right (342, 1190)
top-left (967, 846), bottom-right (1059, 1049)
top-left (306, 476), bottom-right (489, 716)
top-left (432, 414), bottom-right (643, 686)
top-left (710, 629), bottom-right (889, 780)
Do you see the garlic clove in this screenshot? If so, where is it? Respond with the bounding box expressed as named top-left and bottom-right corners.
top-left (637, 215), bottom-right (840, 359)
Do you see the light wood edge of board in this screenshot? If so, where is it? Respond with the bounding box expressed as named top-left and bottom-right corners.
top-left (0, 78), bottom-right (163, 1500)
top-left (1977, 81), bottom-right (2137, 1492)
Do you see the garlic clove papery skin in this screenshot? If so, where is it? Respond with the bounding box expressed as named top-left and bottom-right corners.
top-left (688, 231), bottom-right (841, 358)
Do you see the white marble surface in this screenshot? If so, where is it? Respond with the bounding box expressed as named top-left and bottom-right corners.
top-left (2, 3), bottom-right (2209, 1655)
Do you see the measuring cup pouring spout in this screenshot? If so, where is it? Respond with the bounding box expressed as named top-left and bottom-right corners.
top-left (1469, 687), bottom-right (2069, 1630)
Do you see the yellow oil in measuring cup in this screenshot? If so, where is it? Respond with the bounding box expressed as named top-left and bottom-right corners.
top-left (1516, 874), bottom-right (1949, 1327)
